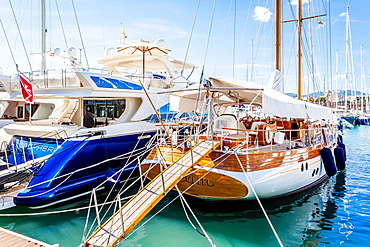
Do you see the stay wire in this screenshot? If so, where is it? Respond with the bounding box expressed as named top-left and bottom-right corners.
top-left (55, 0), bottom-right (68, 48)
top-left (212, 0), bottom-right (234, 77)
top-left (200, 0), bottom-right (217, 81)
top-left (83, 125), bottom-right (158, 237)
top-left (8, 0), bottom-right (32, 72)
top-left (71, 0), bottom-right (89, 68)
top-left (0, 18), bottom-right (17, 66)
top-left (123, 140), bottom-right (243, 243)
top-left (181, 0), bottom-right (201, 78)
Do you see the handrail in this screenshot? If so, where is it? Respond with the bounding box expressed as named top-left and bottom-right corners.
top-left (158, 122), bottom-right (333, 153)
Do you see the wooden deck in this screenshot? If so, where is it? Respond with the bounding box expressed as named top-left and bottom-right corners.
top-left (85, 141), bottom-right (218, 247)
top-left (0, 227), bottom-right (58, 247)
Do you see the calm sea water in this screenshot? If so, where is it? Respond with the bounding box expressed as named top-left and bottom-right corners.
top-left (0, 126), bottom-right (369, 247)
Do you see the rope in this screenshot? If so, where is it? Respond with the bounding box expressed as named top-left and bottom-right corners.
top-left (0, 195), bottom-right (134, 217)
top-left (176, 186), bottom-right (216, 247)
top-left (234, 152), bottom-right (284, 247)
top-left (18, 142), bottom-right (151, 198)
top-left (82, 124), bottom-right (159, 238)
top-left (8, 0), bottom-right (32, 72)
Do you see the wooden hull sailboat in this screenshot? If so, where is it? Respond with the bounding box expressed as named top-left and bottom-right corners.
top-left (82, 1), bottom-right (346, 246)
top-left (140, 77), bottom-right (344, 201)
top-left (140, 0), bottom-right (345, 202)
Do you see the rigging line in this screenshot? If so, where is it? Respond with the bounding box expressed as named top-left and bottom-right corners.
top-left (233, 0), bottom-right (236, 78)
top-left (200, 0), bottom-right (217, 79)
top-left (28, 144), bottom-right (150, 192)
top-left (124, 142), bottom-right (243, 241)
top-left (212, 0), bottom-right (234, 77)
top-left (0, 18), bottom-right (17, 66)
top-left (71, 0), bottom-right (89, 69)
top-left (234, 152), bottom-right (284, 247)
top-left (181, 0), bottom-right (201, 77)
top-left (176, 186), bottom-right (216, 247)
top-left (82, 192), bottom-right (94, 243)
top-left (49, 0), bottom-right (52, 55)
top-left (326, 0), bottom-right (333, 91)
top-left (91, 125), bottom-right (157, 196)
top-left (8, 0), bottom-right (32, 72)
top-left (83, 161), bottom-right (156, 238)
top-left (55, 0), bottom-right (68, 48)
top-left (237, 0), bottom-right (253, 69)
top-left (84, 135), bottom-right (158, 229)
top-left (250, 0), bottom-right (270, 82)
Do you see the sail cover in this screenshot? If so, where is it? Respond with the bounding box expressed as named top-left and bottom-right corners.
top-left (169, 77), bottom-right (333, 120)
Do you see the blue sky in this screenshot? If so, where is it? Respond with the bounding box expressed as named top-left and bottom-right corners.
top-left (0, 0), bottom-right (368, 93)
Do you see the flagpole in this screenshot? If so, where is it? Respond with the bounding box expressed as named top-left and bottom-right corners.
top-left (17, 65), bottom-right (34, 124)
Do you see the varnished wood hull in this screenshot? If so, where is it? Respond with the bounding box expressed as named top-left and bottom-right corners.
top-left (141, 144), bottom-right (329, 200)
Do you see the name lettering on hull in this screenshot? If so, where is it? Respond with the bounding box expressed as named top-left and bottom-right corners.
top-left (182, 174), bottom-right (215, 187)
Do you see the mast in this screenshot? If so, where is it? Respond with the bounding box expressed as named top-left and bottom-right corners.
top-left (275, 0), bottom-right (282, 72)
top-left (308, 0), bottom-right (314, 102)
top-left (297, 0), bottom-right (303, 100)
top-left (361, 44), bottom-right (365, 113)
top-left (282, 1), bottom-right (325, 101)
top-left (345, 6), bottom-right (349, 113)
top-left (336, 50), bottom-right (339, 110)
top-left (41, 0), bottom-right (46, 74)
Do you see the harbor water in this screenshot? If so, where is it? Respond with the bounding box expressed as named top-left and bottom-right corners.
top-left (0, 126), bottom-right (369, 246)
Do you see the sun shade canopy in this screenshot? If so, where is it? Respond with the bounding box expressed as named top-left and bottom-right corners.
top-left (168, 77), bottom-right (333, 120)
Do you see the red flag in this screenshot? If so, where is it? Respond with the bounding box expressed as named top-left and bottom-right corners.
top-left (19, 75), bottom-right (34, 103)
top-left (318, 19), bottom-right (324, 25)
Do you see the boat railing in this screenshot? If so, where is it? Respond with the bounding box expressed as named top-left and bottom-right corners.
top-left (216, 126), bottom-right (331, 153)
top-left (156, 123), bottom-right (333, 154)
top-left (6, 68), bottom-right (86, 91)
top-left (0, 135), bottom-right (64, 168)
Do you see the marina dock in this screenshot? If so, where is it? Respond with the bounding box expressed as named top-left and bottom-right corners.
top-left (0, 227), bottom-right (58, 246)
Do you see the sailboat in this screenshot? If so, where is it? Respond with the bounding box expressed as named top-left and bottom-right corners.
top-left (82, 1), bottom-right (347, 246)
top-left (140, 0), bottom-right (345, 201)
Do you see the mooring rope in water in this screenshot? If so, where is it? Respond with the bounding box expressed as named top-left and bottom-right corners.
top-left (234, 153), bottom-right (284, 247)
top-left (0, 195), bottom-right (134, 217)
top-left (82, 127), bottom-right (158, 236)
top-left (176, 186), bottom-right (216, 247)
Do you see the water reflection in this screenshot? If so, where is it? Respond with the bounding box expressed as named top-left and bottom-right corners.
top-left (182, 170), bottom-right (348, 247)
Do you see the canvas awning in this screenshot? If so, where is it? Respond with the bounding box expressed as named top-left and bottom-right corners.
top-left (169, 77), bottom-right (333, 120)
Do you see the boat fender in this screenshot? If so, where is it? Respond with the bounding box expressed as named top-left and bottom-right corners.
top-left (265, 126), bottom-right (272, 144)
top-left (320, 147), bottom-right (337, 176)
top-left (337, 143), bottom-right (346, 161)
top-left (334, 147), bottom-right (346, 170)
top-left (104, 168), bottom-right (120, 190)
top-left (337, 134), bottom-right (343, 144)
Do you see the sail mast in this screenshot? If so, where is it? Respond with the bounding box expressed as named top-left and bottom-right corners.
top-left (41, 0), bottom-right (46, 74)
top-left (361, 44), bottom-right (365, 113)
top-left (297, 0), bottom-right (303, 100)
top-left (275, 0), bottom-right (282, 72)
top-left (345, 6), bottom-right (349, 113)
